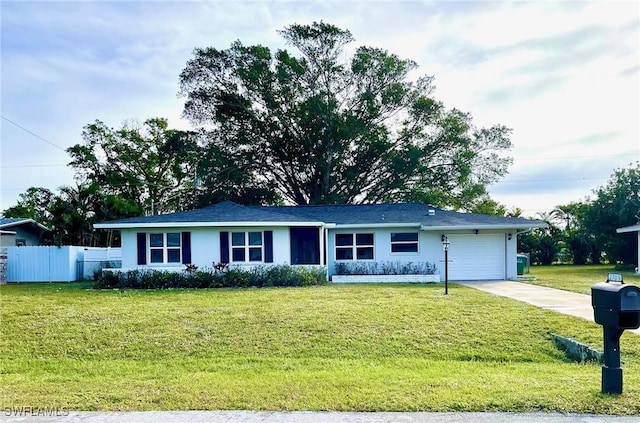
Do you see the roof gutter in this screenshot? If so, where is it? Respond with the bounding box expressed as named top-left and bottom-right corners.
top-left (420, 223), bottom-right (548, 231)
top-left (324, 223), bottom-right (422, 229)
top-left (0, 219), bottom-right (50, 232)
top-left (617, 224), bottom-right (640, 234)
top-left (94, 221), bottom-right (326, 230)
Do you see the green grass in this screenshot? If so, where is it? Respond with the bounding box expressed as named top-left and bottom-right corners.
top-left (1, 282), bottom-right (640, 414)
top-left (528, 265), bottom-right (640, 295)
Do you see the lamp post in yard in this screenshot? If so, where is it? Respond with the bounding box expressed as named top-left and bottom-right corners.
top-left (442, 235), bottom-right (450, 295)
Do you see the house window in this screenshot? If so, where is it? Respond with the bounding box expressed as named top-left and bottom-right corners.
top-left (391, 232), bottom-right (419, 253)
top-left (149, 232), bottom-right (181, 264)
top-left (335, 233), bottom-right (374, 260)
top-left (231, 231), bottom-right (263, 262)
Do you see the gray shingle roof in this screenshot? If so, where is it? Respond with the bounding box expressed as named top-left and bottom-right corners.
top-left (95, 201), bottom-right (320, 226)
top-left (260, 203), bottom-right (543, 228)
top-left (95, 201), bottom-right (545, 229)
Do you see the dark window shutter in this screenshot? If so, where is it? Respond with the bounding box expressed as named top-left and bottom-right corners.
top-left (220, 231), bottom-right (229, 264)
top-left (264, 230), bottom-right (273, 263)
top-left (181, 232), bottom-right (191, 264)
top-left (136, 232), bottom-right (147, 265)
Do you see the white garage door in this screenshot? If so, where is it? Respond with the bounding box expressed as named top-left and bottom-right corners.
top-left (445, 234), bottom-right (506, 280)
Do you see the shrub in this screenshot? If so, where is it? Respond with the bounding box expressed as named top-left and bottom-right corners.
top-left (334, 261), bottom-right (436, 275)
top-left (264, 265), bottom-right (296, 287)
top-left (94, 265), bottom-right (328, 289)
top-left (614, 263), bottom-right (637, 272)
top-left (223, 267), bottom-right (257, 288)
top-left (96, 270), bottom-right (120, 289)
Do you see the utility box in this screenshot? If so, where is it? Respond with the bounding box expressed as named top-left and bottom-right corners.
top-left (516, 254), bottom-right (528, 276)
top-left (591, 273), bottom-right (640, 394)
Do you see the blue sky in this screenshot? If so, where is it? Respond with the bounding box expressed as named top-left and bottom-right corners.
top-left (1, 0), bottom-right (638, 217)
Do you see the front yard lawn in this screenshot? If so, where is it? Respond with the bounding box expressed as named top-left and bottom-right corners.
top-left (528, 265), bottom-right (640, 295)
top-left (1, 282), bottom-right (639, 414)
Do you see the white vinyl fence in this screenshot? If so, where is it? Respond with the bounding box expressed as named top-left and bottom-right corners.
top-left (5, 246), bottom-right (122, 283)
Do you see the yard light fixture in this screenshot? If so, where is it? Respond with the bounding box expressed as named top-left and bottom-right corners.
top-left (508, 233), bottom-right (512, 241)
top-left (442, 235), bottom-right (450, 295)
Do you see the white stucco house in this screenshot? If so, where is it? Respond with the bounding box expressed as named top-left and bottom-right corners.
top-left (94, 201), bottom-right (546, 281)
top-left (616, 223), bottom-right (640, 274)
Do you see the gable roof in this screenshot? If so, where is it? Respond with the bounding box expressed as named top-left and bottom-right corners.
top-left (94, 201), bottom-right (546, 230)
top-left (0, 218), bottom-right (50, 232)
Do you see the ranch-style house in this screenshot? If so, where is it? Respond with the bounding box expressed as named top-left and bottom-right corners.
top-left (94, 201), bottom-right (546, 281)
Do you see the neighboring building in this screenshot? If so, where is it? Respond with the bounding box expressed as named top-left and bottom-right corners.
top-left (0, 218), bottom-right (49, 247)
top-left (94, 201), bottom-right (547, 281)
top-left (616, 223), bottom-right (640, 274)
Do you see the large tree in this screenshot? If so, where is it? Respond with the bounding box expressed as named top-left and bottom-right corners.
top-left (179, 21), bottom-right (512, 206)
top-left (47, 183), bottom-right (142, 246)
top-left (2, 183), bottom-right (141, 246)
top-left (584, 163), bottom-right (639, 264)
top-left (2, 187), bottom-right (56, 226)
top-left (517, 211), bottom-right (562, 265)
top-left (67, 118), bottom-right (200, 215)
top-left (551, 202), bottom-right (598, 265)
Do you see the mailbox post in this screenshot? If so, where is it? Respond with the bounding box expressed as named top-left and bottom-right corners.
top-left (591, 273), bottom-right (640, 394)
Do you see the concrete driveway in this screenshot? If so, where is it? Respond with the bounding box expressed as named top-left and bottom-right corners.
top-left (457, 280), bottom-right (640, 335)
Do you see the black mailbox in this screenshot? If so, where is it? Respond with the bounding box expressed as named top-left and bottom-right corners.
top-left (591, 273), bottom-right (640, 394)
top-left (592, 281), bottom-right (640, 329)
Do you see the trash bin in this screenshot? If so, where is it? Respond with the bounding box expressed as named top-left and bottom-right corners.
top-left (516, 254), bottom-right (527, 276)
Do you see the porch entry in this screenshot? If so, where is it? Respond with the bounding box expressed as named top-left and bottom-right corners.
top-left (290, 227), bottom-right (321, 265)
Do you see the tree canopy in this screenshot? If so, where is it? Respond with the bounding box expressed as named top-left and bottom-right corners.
top-left (519, 162), bottom-right (639, 265)
top-left (67, 118), bottom-right (199, 215)
top-left (2, 183), bottom-right (141, 246)
top-left (584, 163), bottom-right (639, 264)
top-left (179, 21), bottom-right (513, 207)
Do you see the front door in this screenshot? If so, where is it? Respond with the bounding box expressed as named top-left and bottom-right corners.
top-left (290, 227), bottom-right (321, 265)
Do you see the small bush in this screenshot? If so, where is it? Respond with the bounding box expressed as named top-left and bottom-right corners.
top-left (97, 270), bottom-right (120, 288)
top-left (95, 265), bottom-right (327, 289)
top-left (335, 261), bottom-right (436, 275)
top-left (614, 263), bottom-right (637, 272)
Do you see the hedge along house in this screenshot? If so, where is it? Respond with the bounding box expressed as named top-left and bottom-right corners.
top-left (93, 201), bottom-right (547, 281)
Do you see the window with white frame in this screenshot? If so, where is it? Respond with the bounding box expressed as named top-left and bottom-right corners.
top-left (149, 232), bottom-right (181, 263)
top-left (231, 231), bottom-right (263, 262)
top-left (390, 232), bottom-right (419, 253)
top-left (335, 233), bottom-right (374, 260)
